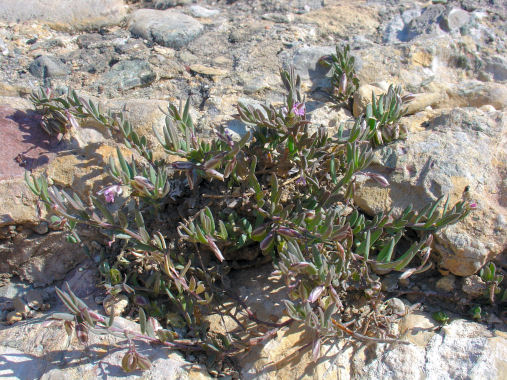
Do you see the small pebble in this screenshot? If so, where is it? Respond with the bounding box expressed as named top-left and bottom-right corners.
top-left (462, 275), bottom-right (488, 298)
top-left (6, 311), bottom-right (23, 324)
top-left (436, 275), bottom-right (456, 292)
top-left (103, 294), bottom-right (129, 316)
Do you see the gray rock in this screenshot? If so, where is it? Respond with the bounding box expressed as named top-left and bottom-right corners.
top-left (154, 0), bottom-right (191, 9)
top-left (401, 4), bottom-right (446, 41)
top-left (0, 231), bottom-right (88, 286)
top-left (129, 9), bottom-right (203, 49)
top-left (101, 59), bottom-right (156, 90)
top-left (440, 8), bottom-right (471, 32)
top-left (484, 55), bottom-right (507, 82)
top-left (189, 5), bottom-right (220, 18)
top-left (462, 275), bottom-right (488, 298)
top-left (29, 56), bottom-right (69, 79)
top-left (0, 0), bottom-right (126, 30)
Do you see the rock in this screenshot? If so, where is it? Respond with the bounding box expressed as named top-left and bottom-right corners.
top-left (101, 59), bottom-right (156, 91)
top-left (0, 314), bottom-right (210, 379)
top-left (436, 275), bottom-right (456, 292)
top-left (484, 55), bottom-right (507, 82)
top-left (308, 102), bottom-right (353, 134)
top-left (102, 294), bottom-right (129, 316)
top-left (189, 64), bottom-right (227, 80)
top-left (129, 9), bottom-right (203, 49)
top-left (402, 4), bottom-right (446, 41)
top-left (286, 45), bottom-right (335, 90)
top-left (399, 311), bottom-right (437, 346)
top-left (0, 0), bottom-right (126, 30)
top-left (32, 221), bottom-right (48, 235)
top-left (353, 84), bottom-right (384, 117)
top-left (445, 81), bottom-right (507, 110)
top-left (189, 5), bottom-right (220, 18)
top-left (25, 289), bottom-right (44, 310)
top-left (386, 297), bottom-right (406, 315)
top-left (354, 108), bottom-right (506, 276)
top-left (29, 55), bottom-right (69, 79)
top-left (0, 104), bottom-right (57, 226)
top-left (154, 0), bottom-right (191, 9)
top-left (404, 92), bottom-right (445, 115)
top-left (262, 13), bottom-right (293, 23)
top-left (5, 311), bottom-right (22, 324)
top-left (0, 230), bottom-right (88, 285)
top-left (462, 275), bottom-right (488, 298)
top-left (440, 8), bottom-right (471, 32)
top-left (297, 4), bottom-right (380, 38)
top-left (13, 297), bottom-right (29, 314)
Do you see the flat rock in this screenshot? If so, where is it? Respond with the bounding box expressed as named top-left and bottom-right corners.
top-left (0, 104), bottom-right (59, 226)
top-left (0, 314), bottom-right (211, 379)
top-left (128, 9), bottom-right (203, 49)
top-left (100, 59), bottom-right (156, 91)
top-left (29, 55), bottom-right (69, 79)
top-left (0, 0), bottom-right (126, 30)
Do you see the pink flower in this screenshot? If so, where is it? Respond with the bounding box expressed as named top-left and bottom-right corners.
top-left (98, 184), bottom-right (122, 203)
top-left (292, 102), bottom-right (306, 117)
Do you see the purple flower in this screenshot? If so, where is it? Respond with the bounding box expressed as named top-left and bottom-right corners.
top-left (98, 184), bottom-right (122, 203)
top-left (292, 102), bottom-right (306, 117)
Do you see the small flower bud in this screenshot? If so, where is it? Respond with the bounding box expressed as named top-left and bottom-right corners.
top-left (308, 285), bottom-right (325, 303)
top-left (172, 161), bottom-right (195, 170)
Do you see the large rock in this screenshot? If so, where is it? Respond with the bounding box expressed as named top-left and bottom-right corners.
top-left (29, 55), bottom-right (69, 79)
top-left (128, 9), bottom-right (204, 49)
top-left (0, 313), bottom-right (210, 379)
top-left (0, 103), bottom-right (57, 226)
top-left (236, 267), bottom-right (507, 379)
top-left (0, 0), bottom-right (126, 30)
top-left (354, 107), bottom-right (506, 276)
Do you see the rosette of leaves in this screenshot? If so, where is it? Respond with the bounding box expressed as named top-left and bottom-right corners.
top-left (365, 84), bottom-right (414, 146)
top-left (480, 262), bottom-right (506, 303)
top-left (319, 45), bottom-right (360, 104)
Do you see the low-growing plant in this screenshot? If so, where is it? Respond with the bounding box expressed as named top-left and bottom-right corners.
top-left (480, 262), bottom-right (506, 304)
top-left (26, 57), bottom-right (474, 371)
top-left (319, 45), bottom-right (360, 105)
top-left (365, 84), bottom-right (414, 146)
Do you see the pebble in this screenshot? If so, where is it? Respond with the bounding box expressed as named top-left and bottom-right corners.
top-left (436, 275), bottom-right (456, 292)
top-left (29, 55), bottom-right (69, 78)
top-left (6, 311), bottom-right (23, 324)
top-left (189, 5), bottom-right (220, 18)
top-left (462, 275), bottom-right (488, 298)
top-left (102, 294), bottom-right (129, 316)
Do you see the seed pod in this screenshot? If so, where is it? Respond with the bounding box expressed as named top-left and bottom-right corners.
top-left (205, 169), bottom-right (224, 181)
top-left (401, 93), bottom-right (415, 103)
top-left (260, 232), bottom-right (274, 251)
top-left (251, 225), bottom-right (267, 241)
top-left (172, 161), bottom-right (195, 170)
top-left (75, 323), bottom-right (89, 344)
top-left (277, 227), bottom-right (303, 239)
top-left (206, 235), bottom-right (225, 262)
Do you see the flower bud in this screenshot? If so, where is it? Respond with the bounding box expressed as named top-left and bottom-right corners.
top-left (259, 232), bottom-right (274, 251)
top-left (308, 285), bottom-right (325, 303)
top-left (277, 227), bottom-right (303, 239)
top-left (206, 235), bottom-right (225, 262)
top-left (205, 169), bottom-right (224, 181)
top-left (172, 161), bottom-right (195, 170)
top-left (339, 73), bottom-right (347, 94)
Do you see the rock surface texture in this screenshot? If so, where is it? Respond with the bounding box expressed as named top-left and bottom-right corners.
top-left (0, 0), bottom-right (506, 378)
